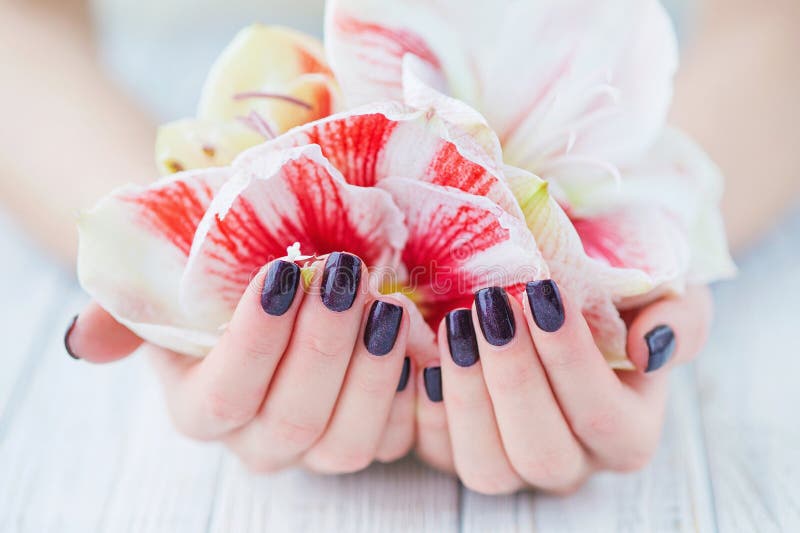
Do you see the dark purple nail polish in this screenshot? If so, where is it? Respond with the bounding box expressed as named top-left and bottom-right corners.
top-left (64, 315), bottom-right (79, 360)
top-left (645, 325), bottom-right (676, 372)
top-left (397, 357), bottom-right (411, 392)
top-left (261, 260), bottom-right (301, 316)
top-left (423, 367), bottom-right (443, 402)
top-left (321, 252), bottom-right (362, 312)
top-left (526, 280), bottom-right (565, 333)
top-left (446, 309), bottom-right (479, 367)
top-left (364, 301), bottom-right (403, 356)
top-left (474, 287), bottom-right (516, 346)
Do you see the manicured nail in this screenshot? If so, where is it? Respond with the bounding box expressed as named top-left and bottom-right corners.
top-left (397, 357), bottom-right (411, 392)
top-left (446, 309), bottom-right (479, 367)
top-left (64, 315), bottom-right (80, 360)
top-left (321, 252), bottom-right (362, 312)
top-left (645, 325), bottom-right (676, 372)
top-left (474, 287), bottom-right (515, 346)
top-left (423, 367), bottom-right (443, 402)
top-left (261, 260), bottom-right (301, 316)
top-left (526, 280), bottom-right (565, 333)
top-left (364, 301), bottom-right (403, 356)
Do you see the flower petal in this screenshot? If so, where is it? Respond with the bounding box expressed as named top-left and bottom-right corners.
top-left (238, 103), bottom-right (522, 217)
top-left (508, 166), bottom-right (680, 368)
top-left (326, 0), bottom-right (677, 172)
top-left (379, 178), bottom-right (547, 331)
top-left (77, 168), bottom-right (233, 356)
top-left (198, 25), bottom-right (338, 133)
top-left (179, 145), bottom-right (408, 328)
top-left (155, 119), bottom-right (265, 175)
top-left (572, 127), bottom-right (736, 284)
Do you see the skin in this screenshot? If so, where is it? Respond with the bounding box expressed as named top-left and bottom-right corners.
top-left (4, 0), bottom-right (799, 493)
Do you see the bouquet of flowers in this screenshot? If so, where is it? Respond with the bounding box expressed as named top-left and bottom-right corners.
top-left (77, 0), bottom-right (734, 370)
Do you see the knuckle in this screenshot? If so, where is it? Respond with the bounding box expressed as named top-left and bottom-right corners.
top-left (513, 448), bottom-right (583, 489)
top-left (608, 443), bottom-right (658, 473)
top-left (236, 450), bottom-right (285, 474)
top-left (295, 335), bottom-right (348, 360)
top-left (352, 368), bottom-right (396, 399)
top-left (202, 389), bottom-right (259, 427)
top-left (458, 469), bottom-right (521, 496)
top-left (444, 387), bottom-right (487, 411)
top-left (574, 407), bottom-right (623, 441)
top-left (270, 414), bottom-right (326, 450)
top-left (307, 446), bottom-right (374, 474)
top-left (486, 363), bottom-right (537, 395)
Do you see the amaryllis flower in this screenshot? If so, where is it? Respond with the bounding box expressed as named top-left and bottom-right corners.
top-left (326, 0), bottom-right (735, 366)
top-left (78, 104), bottom-right (545, 356)
top-left (155, 25), bottom-right (340, 175)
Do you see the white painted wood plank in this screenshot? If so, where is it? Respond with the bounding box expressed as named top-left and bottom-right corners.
top-left (0, 212), bottom-right (64, 414)
top-left (695, 213), bottom-right (800, 533)
top-left (459, 367), bottom-right (716, 533)
top-left (208, 454), bottom-right (460, 533)
top-left (0, 284), bottom-right (221, 533)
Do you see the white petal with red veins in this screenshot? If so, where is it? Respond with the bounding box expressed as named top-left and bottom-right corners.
top-left (237, 103), bottom-right (523, 217)
top-left (77, 168), bottom-right (233, 356)
top-left (179, 145), bottom-right (408, 328)
top-left (575, 127), bottom-right (736, 284)
top-left (379, 178), bottom-right (546, 331)
top-left (325, 0), bottom-right (678, 177)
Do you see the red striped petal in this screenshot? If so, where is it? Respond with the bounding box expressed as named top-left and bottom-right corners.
top-left (379, 178), bottom-right (546, 330)
top-left (77, 168), bottom-right (232, 356)
top-left (180, 146), bottom-right (408, 327)
top-left (241, 105), bottom-right (522, 216)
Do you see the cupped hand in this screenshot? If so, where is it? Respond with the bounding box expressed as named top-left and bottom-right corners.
top-left (414, 281), bottom-right (713, 495)
top-left (65, 253), bottom-right (415, 474)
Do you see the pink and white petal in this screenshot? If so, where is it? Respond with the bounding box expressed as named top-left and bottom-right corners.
top-left (179, 145), bottom-right (408, 328)
top-left (77, 168), bottom-right (233, 356)
top-left (326, 0), bottom-right (677, 173)
top-left (581, 127), bottom-right (736, 284)
top-left (238, 104), bottom-right (522, 216)
top-left (508, 166), bottom-right (670, 366)
top-left (402, 54), bottom-right (504, 165)
top-left (324, 0), bottom-right (469, 107)
top-left (198, 25), bottom-right (337, 129)
top-left (156, 119), bottom-right (266, 175)
top-left (379, 178), bottom-right (546, 331)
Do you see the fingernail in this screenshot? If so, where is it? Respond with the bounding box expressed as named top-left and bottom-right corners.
top-left (446, 309), bottom-right (479, 367)
top-left (64, 315), bottom-right (80, 360)
top-left (261, 260), bottom-right (301, 316)
top-left (364, 301), bottom-right (403, 356)
top-left (474, 287), bottom-right (515, 346)
top-left (645, 325), bottom-right (676, 372)
top-left (423, 367), bottom-right (443, 402)
top-left (397, 357), bottom-right (411, 392)
top-left (526, 280), bottom-right (565, 333)
top-left (321, 252), bottom-right (362, 312)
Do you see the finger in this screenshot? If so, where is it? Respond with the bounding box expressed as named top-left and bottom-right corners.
top-left (303, 298), bottom-right (409, 473)
top-left (163, 259), bottom-right (305, 440)
top-left (523, 280), bottom-right (661, 470)
top-left (625, 285), bottom-right (713, 374)
top-left (226, 252), bottom-right (368, 472)
top-left (413, 340), bottom-right (455, 474)
top-left (63, 302), bottom-right (142, 363)
top-left (438, 309), bottom-right (525, 495)
top-left (374, 356), bottom-right (416, 463)
top-left (470, 289), bottom-right (591, 491)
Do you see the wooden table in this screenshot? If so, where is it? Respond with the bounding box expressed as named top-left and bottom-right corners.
top-left (0, 210), bottom-right (797, 533)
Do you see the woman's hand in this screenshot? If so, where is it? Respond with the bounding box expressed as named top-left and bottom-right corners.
top-left (414, 281), bottom-right (713, 495)
top-left (65, 253), bottom-right (415, 474)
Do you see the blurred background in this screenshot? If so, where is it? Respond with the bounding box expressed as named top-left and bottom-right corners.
top-left (0, 0), bottom-right (798, 531)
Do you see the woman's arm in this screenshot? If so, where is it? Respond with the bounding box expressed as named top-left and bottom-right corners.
top-left (670, 0), bottom-right (800, 251)
top-left (0, 0), bottom-right (155, 264)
